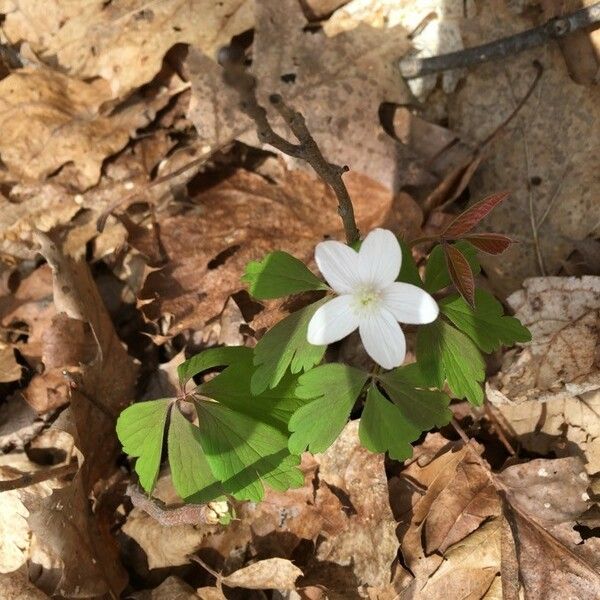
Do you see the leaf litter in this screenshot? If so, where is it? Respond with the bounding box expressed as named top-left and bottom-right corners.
top-left (0, 0), bottom-right (599, 598)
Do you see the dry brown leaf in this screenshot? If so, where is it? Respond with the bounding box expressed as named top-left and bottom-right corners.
top-left (0, 455), bottom-right (55, 574)
top-left (487, 276), bottom-right (600, 472)
top-left (131, 576), bottom-right (203, 600)
top-left (0, 345), bottom-right (20, 383)
top-left (488, 277), bottom-right (600, 403)
top-left (0, 567), bottom-right (48, 599)
top-left (187, 0), bottom-right (418, 192)
top-left (0, 395), bottom-right (48, 451)
top-left (416, 518), bottom-right (502, 600)
top-left (20, 234), bottom-right (139, 597)
top-left (498, 457), bottom-right (590, 526)
top-left (0, 0), bottom-right (254, 99)
top-left (221, 557), bottom-right (303, 590)
top-left (138, 166), bottom-right (392, 337)
top-left (121, 507), bottom-right (212, 570)
top-left (325, 0), bottom-right (473, 98)
top-left (388, 437), bottom-right (500, 596)
top-left (314, 421), bottom-right (399, 588)
top-left (449, 2), bottom-right (600, 295)
top-left (35, 233), bottom-right (138, 483)
top-left (0, 67), bottom-right (173, 190)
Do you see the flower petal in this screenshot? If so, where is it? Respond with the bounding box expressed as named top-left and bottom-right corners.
top-left (315, 240), bottom-right (360, 294)
top-left (359, 308), bottom-right (406, 369)
top-left (381, 282), bottom-right (439, 324)
top-left (358, 229), bottom-right (402, 287)
top-left (307, 295), bottom-right (359, 345)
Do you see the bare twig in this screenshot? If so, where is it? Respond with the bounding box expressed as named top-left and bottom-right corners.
top-left (483, 402), bottom-right (516, 456)
top-left (399, 2), bottom-right (600, 79)
top-left (220, 49), bottom-right (360, 245)
top-left (0, 461), bottom-right (78, 492)
top-left (126, 483), bottom-right (221, 526)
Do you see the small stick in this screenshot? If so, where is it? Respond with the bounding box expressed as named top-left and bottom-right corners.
top-left (0, 461), bottom-right (78, 493)
top-left (399, 2), bottom-right (600, 79)
top-left (451, 417), bottom-right (471, 446)
top-left (220, 49), bottom-right (360, 245)
top-left (484, 402), bottom-right (516, 456)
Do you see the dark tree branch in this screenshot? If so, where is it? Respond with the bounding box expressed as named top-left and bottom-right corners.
top-left (0, 461), bottom-right (78, 493)
top-left (399, 1), bottom-right (600, 79)
top-left (220, 49), bottom-right (360, 245)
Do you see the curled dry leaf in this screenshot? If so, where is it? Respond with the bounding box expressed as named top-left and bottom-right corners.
top-left (138, 166), bottom-right (392, 337)
top-left (385, 438), bottom-right (598, 599)
top-left (0, 68), bottom-right (173, 190)
top-left (21, 234), bottom-right (138, 597)
top-left (0, 0), bottom-right (254, 99)
top-left (387, 437), bottom-right (500, 597)
top-left (449, 2), bottom-right (600, 295)
top-left (187, 0), bottom-right (418, 192)
top-left (221, 557), bottom-right (303, 590)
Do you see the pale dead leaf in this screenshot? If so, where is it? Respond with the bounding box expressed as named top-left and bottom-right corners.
top-left (187, 0), bottom-right (418, 192)
top-left (0, 456), bottom-right (54, 573)
top-left (221, 557), bottom-right (303, 590)
top-left (0, 186), bottom-right (79, 261)
top-left (325, 0), bottom-right (474, 98)
top-left (498, 457), bottom-right (590, 526)
top-left (121, 507), bottom-right (212, 570)
top-left (416, 518), bottom-right (501, 600)
top-left (449, 3), bottom-right (600, 295)
top-left (131, 575), bottom-right (203, 600)
top-left (0, 0), bottom-right (254, 99)
top-left (0, 67), bottom-right (172, 190)
top-left (0, 567), bottom-right (48, 599)
top-left (488, 276), bottom-right (600, 404)
top-left (487, 276), bottom-right (600, 472)
top-left (315, 421), bottom-right (398, 588)
top-left (0, 345), bottom-right (20, 383)
top-left (138, 166), bottom-right (392, 337)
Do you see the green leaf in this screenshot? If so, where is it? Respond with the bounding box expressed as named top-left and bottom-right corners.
top-left (417, 320), bottom-right (485, 406)
top-left (116, 399), bottom-right (171, 493)
top-left (359, 386), bottom-right (418, 460)
top-left (397, 239), bottom-right (423, 287)
top-left (178, 346), bottom-right (252, 388)
top-left (199, 353), bottom-right (304, 433)
top-left (251, 299), bottom-right (328, 395)
top-left (378, 369), bottom-right (452, 431)
top-left (195, 400), bottom-right (303, 501)
top-left (424, 241), bottom-right (480, 293)
top-left (168, 406), bottom-right (224, 503)
top-left (288, 364), bottom-right (369, 454)
top-left (242, 251), bottom-right (328, 299)
top-left (440, 289), bottom-right (531, 353)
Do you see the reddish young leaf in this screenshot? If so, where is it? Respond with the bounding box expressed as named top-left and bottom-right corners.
top-left (442, 192), bottom-right (510, 238)
top-left (444, 244), bottom-right (475, 307)
top-left (462, 233), bottom-right (514, 255)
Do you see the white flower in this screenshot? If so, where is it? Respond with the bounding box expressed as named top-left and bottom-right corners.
top-left (307, 228), bottom-right (439, 369)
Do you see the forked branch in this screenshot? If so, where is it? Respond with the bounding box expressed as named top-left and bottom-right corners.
top-left (219, 47), bottom-right (360, 245)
